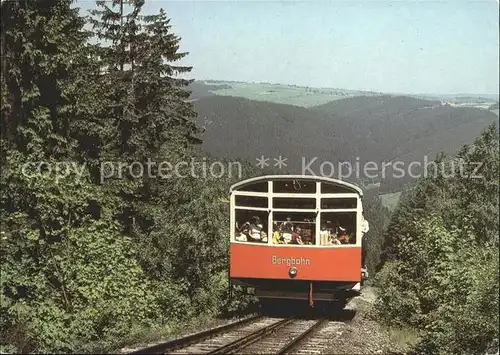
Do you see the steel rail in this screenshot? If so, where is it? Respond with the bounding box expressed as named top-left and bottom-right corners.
top-left (207, 318), bottom-right (294, 354)
top-left (275, 319), bottom-right (326, 355)
top-left (129, 315), bottom-right (263, 354)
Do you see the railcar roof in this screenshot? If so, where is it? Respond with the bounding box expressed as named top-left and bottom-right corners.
top-left (230, 175), bottom-right (363, 196)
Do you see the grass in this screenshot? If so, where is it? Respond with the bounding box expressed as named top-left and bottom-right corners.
top-left (200, 80), bottom-right (498, 111)
top-left (75, 312), bottom-right (237, 354)
top-left (99, 294), bottom-right (259, 354)
top-left (204, 81), bottom-right (381, 107)
top-left (115, 314), bottom-right (227, 353)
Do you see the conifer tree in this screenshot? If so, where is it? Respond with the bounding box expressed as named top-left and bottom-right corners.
top-left (87, 1), bottom-right (202, 232)
top-left (1, 0), bottom-right (90, 159)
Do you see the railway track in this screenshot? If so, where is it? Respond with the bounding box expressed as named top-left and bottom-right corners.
top-left (130, 315), bottom-right (334, 354)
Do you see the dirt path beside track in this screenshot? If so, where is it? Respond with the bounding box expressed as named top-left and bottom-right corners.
top-left (320, 286), bottom-right (418, 354)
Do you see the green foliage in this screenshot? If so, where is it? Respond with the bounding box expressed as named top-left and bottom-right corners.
top-left (375, 125), bottom-right (499, 354)
top-left (0, 153), bottom-right (154, 352)
top-left (152, 280), bottom-right (193, 323)
top-left (363, 194), bottom-right (391, 275)
top-left (1, 1), bottom-right (243, 352)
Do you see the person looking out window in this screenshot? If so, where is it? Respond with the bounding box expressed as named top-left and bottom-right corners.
top-left (291, 227), bottom-right (304, 245)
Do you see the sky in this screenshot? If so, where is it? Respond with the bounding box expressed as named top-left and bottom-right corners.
top-left (78, 0), bottom-right (499, 95)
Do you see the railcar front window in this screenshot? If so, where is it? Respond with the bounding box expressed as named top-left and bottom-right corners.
top-left (238, 181), bottom-right (268, 192)
top-left (235, 195), bottom-right (268, 208)
top-left (273, 198), bottom-right (315, 209)
top-left (321, 198), bottom-right (357, 209)
top-left (272, 212), bottom-right (316, 245)
top-left (235, 209), bottom-right (268, 243)
top-left (321, 183), bottom-right (353, 194)
top-left (319, 212), bottom-right (357, 245)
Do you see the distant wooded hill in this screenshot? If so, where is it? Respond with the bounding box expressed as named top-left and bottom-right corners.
top-left (189, 80), bottom-right (498, 109)
top-left (193, 92), bottom-right (497, 192)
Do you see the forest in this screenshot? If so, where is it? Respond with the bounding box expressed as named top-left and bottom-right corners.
top-left (374, 126), bottom-right (499, 354)
top-left (1, 1), bottom-right (498, 353)
top-left (0, 1), bottom-right (247, 352)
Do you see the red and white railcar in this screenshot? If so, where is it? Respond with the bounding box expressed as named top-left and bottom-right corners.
top-left (229, 175), bottom-right (366, 307)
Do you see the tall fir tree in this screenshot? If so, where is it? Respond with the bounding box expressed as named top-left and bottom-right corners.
top-left (87, 1), bottom-right (202, 232)
top-left (1, 0), bottom-right (90, 159)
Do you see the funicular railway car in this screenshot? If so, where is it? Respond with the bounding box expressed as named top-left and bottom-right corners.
top-left (229, 175), bottom-right (367, 308)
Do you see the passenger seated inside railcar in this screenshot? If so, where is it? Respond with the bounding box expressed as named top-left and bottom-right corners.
top-left (249, 216), bottom-right (265, 242)
top-left (337, 226), bottom-right (350, 244)
top-left (320, 225), bottom-right (329, 245)
top-left (320, 213), bottom-right (357, 245)
top-left (272, 222), bottom-right (285, 244)
top-left (291, 227), bottom-right (304, 245)
top-left (299, 223), bottom-right (315, 245)
top-left (235, 223), bottom-right (250, 242)
top-left (303, 234), bottom-right (313, 245)
top-left (280, 217), bottom-right (293, 244)
top-left (235, 211), bottom-right (268, 243)
top-left (330, 233), bottom-right (341, 245)
top-left (272, 212), bottom-right (316, 245)
top-left (272, 230), bottom-right (284, 244)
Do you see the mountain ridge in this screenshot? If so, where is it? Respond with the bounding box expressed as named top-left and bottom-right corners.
top-left (193, 93), bottom-right (498, 192)
top-left (189, 80), bottom-right (499, 109)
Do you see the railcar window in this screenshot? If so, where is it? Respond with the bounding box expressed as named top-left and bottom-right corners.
top-left (237, 181), bottom-right (268, 193)
top-left (319, 212), bottom-right (357, 245)
top-left (321, 198), bottom-right (357, 209)
top-left (321, 183), bottom-right (353, 194)
top-left (235, 195), bottom-right (268, 208)
top-left (272, 212), bottom-right (316, 245)
top-left (235, 209), bottom-right (269, 243)
top-left (273, 198), bottom-right (316, 209)
top-left (273, 180), bottom-right (316, 194)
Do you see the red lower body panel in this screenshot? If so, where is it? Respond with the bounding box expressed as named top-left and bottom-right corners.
top-left (230, 243), bottom-right (361, 282)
